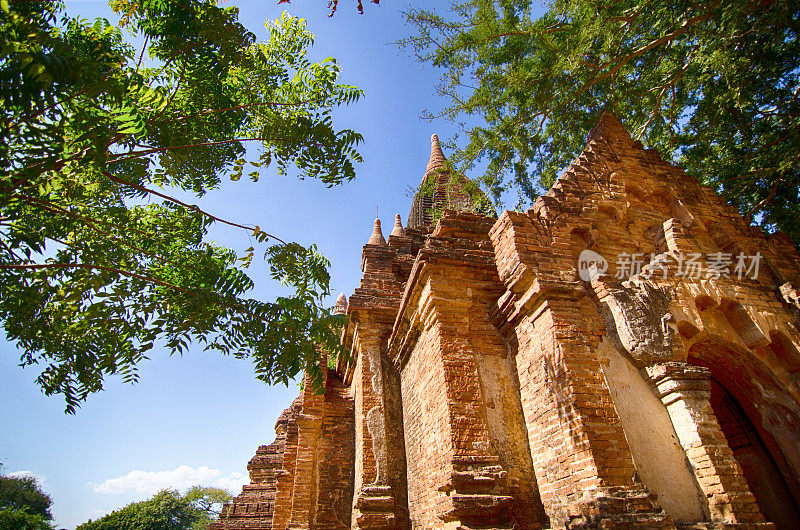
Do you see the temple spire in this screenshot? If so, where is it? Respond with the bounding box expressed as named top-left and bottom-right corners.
top-left (334, 293), bottom-right (348, 315)
top-left (426, 134), bottom-right (446, 174)
top-left (409, 133), bottom-right (496, 229)
top-left (367, 218), bottom-right (386, 246)
top-left (390, 214), bottom-right (405, 237)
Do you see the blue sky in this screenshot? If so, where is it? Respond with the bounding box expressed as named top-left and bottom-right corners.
top-left (0, 0), bottom-right (484, 527)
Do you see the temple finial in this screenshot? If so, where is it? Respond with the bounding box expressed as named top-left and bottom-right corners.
top-left (426, 134), bottom-right (446, 173)
top-left (334, 292), bottom-right (348, 314)
top-left (367, 217), bottom-right (386, 246)
top-left (391, 214), bottom-right (405, 237)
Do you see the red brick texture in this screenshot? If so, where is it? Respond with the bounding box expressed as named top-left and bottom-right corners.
top-left (212, 114), bottom-right (799, 529)
top-left (210, 398), bottom-right (301, 530)
top-left (212, 368), bottom-right (354, 530)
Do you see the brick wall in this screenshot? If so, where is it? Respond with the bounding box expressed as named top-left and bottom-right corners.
top-left (212, 113), bottom-right (800, 529)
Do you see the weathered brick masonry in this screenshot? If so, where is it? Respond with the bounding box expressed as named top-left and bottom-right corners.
top-left (211, 116), bottom-right (800, 529)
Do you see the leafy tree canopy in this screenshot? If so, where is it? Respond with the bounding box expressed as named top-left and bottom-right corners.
top-left (0, 466), bottom-right (55, 529)
top-left (0, 0), bottom-right (364, 412)
top-left (76, 489), bottom-right (203, 530)
top-left (183, 486), bottom-right (232, 529)
top-left (0, 508), bottom-right (54, 530)
top-left (403, 0), bottom-right (800, 242)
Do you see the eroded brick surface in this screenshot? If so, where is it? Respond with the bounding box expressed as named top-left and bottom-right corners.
top-left (213, 115), bottom-right (800, 529)
top-left (210, 399), bottom-right (301, 530)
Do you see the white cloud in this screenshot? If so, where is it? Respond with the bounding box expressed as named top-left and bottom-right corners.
top-left (90, 465), bottom-right (248, 495)
top-left (7, 470), bottom-right (47, 488)
top-left (214, 472), bottom-right (247, 492)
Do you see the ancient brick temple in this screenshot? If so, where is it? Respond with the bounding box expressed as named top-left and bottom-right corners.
top-left (210, 114), bottom-right (800, 529)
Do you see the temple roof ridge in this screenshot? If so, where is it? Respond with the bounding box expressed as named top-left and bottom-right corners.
top-left (588, 111), bottom-right (635, 145)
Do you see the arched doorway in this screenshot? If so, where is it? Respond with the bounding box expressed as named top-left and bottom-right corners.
top-left (709, 378), bottom-right (800, 529)
top-left (687, 332), bottom-right (800, 528)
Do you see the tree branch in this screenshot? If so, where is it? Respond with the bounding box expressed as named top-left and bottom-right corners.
top-left (574, 11), bottom-right (712, 101)
top-left (102, 172), bottom-right (287, 244)
top-left (0, 262), bottom-right (196, 296)
top-left (13, 192), bottom-right (186, 269)
top-left (0, 261), bottom-right (285, 328)
top-left (148, 98), bottom-right (324, 125)
top-left (150, 59), bottom-right (186, 122)
top-left (136, 34), bottom-right (150, 72)
top-left (107, 137), bottom-right (274, 165)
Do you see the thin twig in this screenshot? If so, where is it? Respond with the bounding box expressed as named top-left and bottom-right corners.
top-left (573, 11), bottom-right (712, 102)
top-left (0, 262), bottom-right (195, 295)
top-left (0, 262), bottom-right (280, 327)
top-left (103, 172), bottom-right (287, 244)
top-left (13, 192), bottom-right (186, 269)
top-left (136, 35), bottom-right (150, 72)
top-left (150, 59), bottom-right (186, 122)
top-left (107, 137), bottom-right (273, 165)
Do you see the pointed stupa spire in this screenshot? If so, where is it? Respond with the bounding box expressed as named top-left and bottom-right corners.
top-left (367, 217), bottom-right (386, 246)
top-left (426, 134), bottom-right (447, 174)
top-left (334, 292), bottom-right (348, 314)
top-left (390, 214), bottom-right (405, 237)
top-left (409, 133), bottom-right (496, 229)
